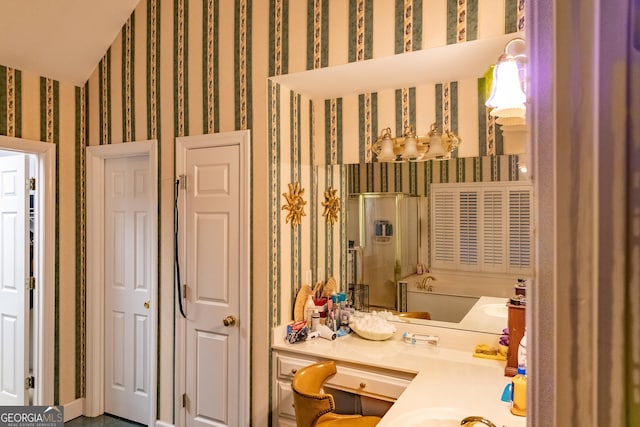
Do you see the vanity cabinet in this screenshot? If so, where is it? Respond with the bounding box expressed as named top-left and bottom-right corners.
top-left (272, 349), bottom-right (414, 427)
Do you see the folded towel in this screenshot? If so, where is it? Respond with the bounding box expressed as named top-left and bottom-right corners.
top-left (472, 344), bottom-right (506, 361)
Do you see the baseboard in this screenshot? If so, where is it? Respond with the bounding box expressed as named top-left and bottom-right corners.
top-left (155, 420), bottom-right (174, 427)
top-left (63, 398), bottom-right (85, 422)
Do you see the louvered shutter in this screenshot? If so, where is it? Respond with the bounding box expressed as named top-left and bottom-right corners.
top-left (459, 191), bottom-right (478, 268)
top-left (508, 189), bottom-right (532, 271)
top-left (432, 190), bottom-right (455, 266)
top-left (431, 182), bottom-right (532, 275)
top-left (482, 190), bottom-right (505, 270)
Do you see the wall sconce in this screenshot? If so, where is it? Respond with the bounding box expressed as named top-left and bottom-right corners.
top-left (486, 37), bottom-right (528, 156)
top-left (485, 37), bottom-right (527, 126)
top-left (372, 124), bottom-right (461, 162)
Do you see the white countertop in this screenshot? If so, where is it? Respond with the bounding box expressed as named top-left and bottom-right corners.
top-left (458, 296), bottom-right (510, 334)
top-left (272, 323), bottom-right (526, 427)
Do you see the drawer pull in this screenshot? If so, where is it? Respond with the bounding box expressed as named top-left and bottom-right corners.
top-left (359, 382), bottom-right (366, 389)
top-left (291, 368), bottom-right (298, 375)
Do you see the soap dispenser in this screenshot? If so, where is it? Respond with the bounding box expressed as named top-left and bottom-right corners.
top-left (304, 294), bottom-right (315, 327)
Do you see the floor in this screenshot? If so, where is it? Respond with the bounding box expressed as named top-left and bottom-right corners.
top-left (65, 414), bottom-right (143, 426)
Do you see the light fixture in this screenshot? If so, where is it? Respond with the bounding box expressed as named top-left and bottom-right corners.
top-left (485, 38), bottom-right (526, 125)
top-left (400, 127), bottom-right (420, 159)
top-left (485, 37), bottom-right (528, 156)
top-left (372, 128), bottom-right (397, 162)
top-left (371, 124), bottom-right (461, 163)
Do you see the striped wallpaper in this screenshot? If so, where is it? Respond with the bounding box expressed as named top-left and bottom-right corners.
top-left (0, 64), bottom-right (84, 406)
top-left (270, 0), bottom-right (524, 332)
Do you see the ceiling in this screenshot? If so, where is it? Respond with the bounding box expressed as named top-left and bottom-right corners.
top-left (0, 0), bottom-right (140, 86)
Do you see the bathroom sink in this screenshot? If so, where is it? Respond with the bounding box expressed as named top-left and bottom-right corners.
top-left (480, 303), bottom-right (508, 318)
top-left (384, 407), bottom-right (469, 427)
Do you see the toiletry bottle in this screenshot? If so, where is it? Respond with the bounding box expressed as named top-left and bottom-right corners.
top-left (304, 294), bottom-right (315, 327)
top-left (511, 366), bottom-right (527, 416)
top-left (326, 297), bottom-right (334, 330)
top-left (311, 309), bottom-right (320, 332)
top-left (331, 294), bottom-right (340, 331)
top-left (518, 327), bottom-right (527, 369)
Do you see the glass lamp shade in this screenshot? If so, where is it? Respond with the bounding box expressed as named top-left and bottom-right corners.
top-left (485, 58), bottom-right (526, 118)
top-left (375, 135), bottom-right (396, 162)
top-left (426, 134), bottom-right (444, 158)
top-left (401, 134), bottom-right (419, 159)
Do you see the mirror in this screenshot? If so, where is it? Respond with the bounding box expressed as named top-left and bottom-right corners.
top-left (331, 159), bottom-right (532, 335)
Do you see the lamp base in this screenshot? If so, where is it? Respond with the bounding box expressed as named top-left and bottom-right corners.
top-left (498, 122), bottom-right (528, 155)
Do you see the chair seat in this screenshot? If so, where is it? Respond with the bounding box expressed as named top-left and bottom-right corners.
top-left (316, 413), bottom-right (381, 427)
top-left (291, 360), bottom-right (382, 427)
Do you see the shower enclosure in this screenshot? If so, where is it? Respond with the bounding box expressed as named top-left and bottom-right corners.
top-left (347, 193), bottom-right (419, 310)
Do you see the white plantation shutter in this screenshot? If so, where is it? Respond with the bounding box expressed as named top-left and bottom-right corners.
top-left (508, 189), bottom-right (532, 271)
top-left (432, 191), bottom-right (455, 264)
top-left (459, 191), bottom-right (478, 267)
top-left (482, 190), bottom-right (504, 269)
top-left (431, 183), bottom-right (532, 274)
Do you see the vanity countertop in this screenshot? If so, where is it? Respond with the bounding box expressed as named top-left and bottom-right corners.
top-left (272, 324), bottom-right (526, 427)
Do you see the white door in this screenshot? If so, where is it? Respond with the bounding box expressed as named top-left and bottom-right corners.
top-left (103, 155), bottom-right (152, 424)
top-left (179, 131), bottom-right (250, 427)
top-left (0, 153), bottom-right (29, 406)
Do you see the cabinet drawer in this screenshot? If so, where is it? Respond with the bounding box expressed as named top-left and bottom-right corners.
top-left (276, 354), bottom-right (316, 379)
top-left (276, 380), bottom-right (296, 418)
top-left (273, 351), bottom-right (412, 401)
top-left (325, 366), bottom-right (410, 401)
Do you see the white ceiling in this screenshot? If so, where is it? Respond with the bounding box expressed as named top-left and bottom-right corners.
top-left (0, 0), bottom-right (140, 86)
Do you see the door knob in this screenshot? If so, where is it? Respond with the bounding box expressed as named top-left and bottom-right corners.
top-left (223, 315), bottom-right (236, 327)
top-left (144, 300), bottom-right (150, 309)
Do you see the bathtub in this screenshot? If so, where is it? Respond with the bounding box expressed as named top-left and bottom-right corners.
top-left (397, 273), bottom-right (513, 334)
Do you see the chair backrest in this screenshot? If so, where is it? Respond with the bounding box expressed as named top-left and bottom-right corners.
top-left (291, 360), bottom-right (338, 427)
top-left (397, 311), bottom-right (431, 320)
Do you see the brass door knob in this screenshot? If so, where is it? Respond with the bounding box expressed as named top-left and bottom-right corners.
top-left (144, 300), bottom-right (150, 309)
top-left (223, 315), bottom-right (237, 327)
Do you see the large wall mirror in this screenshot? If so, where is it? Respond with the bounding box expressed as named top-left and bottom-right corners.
top-left (332, 157), bottom-right (532, 335)
top-left (270, 32), bottom-right (530, 335)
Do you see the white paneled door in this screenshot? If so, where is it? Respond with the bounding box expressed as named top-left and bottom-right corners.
top-left (178, 131), bottom-right (250, 427)
top-left (0, 154), bottom-right (29, 406)
top-left (103, 155), bottom-right (152, 424)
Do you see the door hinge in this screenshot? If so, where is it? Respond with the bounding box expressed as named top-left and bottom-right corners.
top-left (182, 393), bottom-right (187, 408)
top-left (26, 276), bottom-right (35, 291)
top-left (25, 376), bottom-right (35, 389)
top-left (29, 177), bottom-right (36, 191)
top-left (182, 284), bottom-right (188, 299)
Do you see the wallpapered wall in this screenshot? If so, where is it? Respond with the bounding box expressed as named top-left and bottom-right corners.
top-left (270, 0), bottom-right (525, 327)
top-left (0, 68), bottom-right (86, 406)
top-left (0, 0), bottom-right (524, 424)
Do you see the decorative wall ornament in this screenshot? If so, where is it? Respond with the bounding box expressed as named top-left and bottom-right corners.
top-left (282, 181), bottom-right (307, 227)
top-left (321, 187), bottom-right (341, 226)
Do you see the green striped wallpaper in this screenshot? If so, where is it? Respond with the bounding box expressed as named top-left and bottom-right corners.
top-left (0, 63), bottom-right (84, 407)
top-left (269, 3), bottom-right (525, 369)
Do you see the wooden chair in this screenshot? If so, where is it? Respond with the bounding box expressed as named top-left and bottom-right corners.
top-left (397, 311), bottom-right (431, 320)
top-left (291, 360), bottom-right (381, 427)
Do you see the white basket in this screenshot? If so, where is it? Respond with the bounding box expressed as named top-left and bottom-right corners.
top-left (351, 326), bottom-right (395, 341)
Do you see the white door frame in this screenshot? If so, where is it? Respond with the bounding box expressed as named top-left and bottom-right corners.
top-left (0, 135), bottom-right (55, 405)
top-left (175, 130), bottom-right (251, 426)
top-left (85, 140), bottom-right (158, 423)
